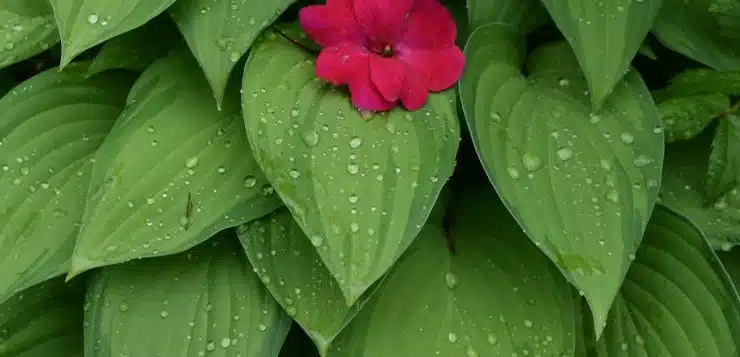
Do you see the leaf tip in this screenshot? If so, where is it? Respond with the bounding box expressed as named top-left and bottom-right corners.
top-left (67, 256), bottom-right (100, 281)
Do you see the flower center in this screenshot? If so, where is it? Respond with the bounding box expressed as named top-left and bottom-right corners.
top-left (380, 45), bottom-right (394, 57)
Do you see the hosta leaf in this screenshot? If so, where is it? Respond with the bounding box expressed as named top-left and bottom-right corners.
top-left (466, 0), bottom-right (548, 34)
top-left (0, 278), bottom-right (85, 357)
top-left (69, 50), bottom-right (281, 276)
top-left (169, 0), bottom-right (295, 107)
top-left (593, 205), bottom-right (740, 357)
top-left (84, 235), bottom-right (291, 357)
top-left (653, 0), bottom-right (740, 71)
top-left (0, 0), bottom-right (59, 69)
top-left (0, 64), bottom-right (132, 304)
top-left (459, 23), bottom-right (664, 338)
top-left (661, 133), bottom-right (740, 250)
top-left (657, 69), bottom-right (740, 98)
top-left (326, 186), bottom-right (577, 357)
top-left (49, 0), bottom-right (177, 66)
top-left (87, 15), bottom-right (180, 76)
top-left (656, 93), bottom-right (728, 142)
top-left (706, 114), bottom-right (740, 201)
top-left (237, 208), bottom-right (371, 354)
top-left (539, 0), bottom-right (661, 109)
top-left (241, 32), bottom-right (460, 304)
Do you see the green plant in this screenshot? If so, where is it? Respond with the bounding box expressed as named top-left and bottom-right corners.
top-left (1, 0), bottom-right (740, 356)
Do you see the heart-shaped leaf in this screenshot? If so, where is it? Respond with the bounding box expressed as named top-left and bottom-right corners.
top-left (539, 0), bottom-right (662, 109)
top-left (459, 23), bottom-right (664, 337)
top-left (593, 205), bottom-right (740, 357)
top-left (0, 63), bottom-right (132, 304)
top-left (69, 49), bottom-right (281, 277)
top-left (326, 185), bottom-right (577, 357)
top-left (169, 0), bottom-right (296, 107)
top-left (84, 234), bottom-right (291, 357)
top-left (241, 32), bottom-right (460, 304)
top-left (0, 0), bottom-right (59, 69)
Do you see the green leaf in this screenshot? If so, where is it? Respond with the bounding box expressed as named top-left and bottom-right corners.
top-left (706, 114), bottom-right (740, 201)
top-left (0, 278), bottom-right (85, 357)
top-left (656, 69), bottom-right (740, 98)
top-left (660, 133), bottom-right (740, 250)
top-left (458, 23), bottom-right (664, 338)
top-left (0, 0), bottom-right (59, 70)
top-left (653, 0), bottom-right (740, 71)
top-left (656, 93), bottom-right (728, 142)
top-left (69, 49), bottom-right (282, 277)
top-left (0, 64), bottom-right (132, 304)
top-left (169, 0), bottom-right (295, 108)
top-left (538, 0), bottom-right (661, 109)
top-left (466, 0), bottom-right (548, 34)
top-left (241, 32), bottom-right (460, 304)
top-left (593, 205), bottom-right (740, 357)
top-left (326, 185), bottom-right (577, 357)
top-left (85, 235), bottom-right (291, 357)
top-left (49, 0), bottom-right (177, 66)
top-left (237, 208), bottom-right (372, 354)
top-left (87, 15), bottom-right (180, 76)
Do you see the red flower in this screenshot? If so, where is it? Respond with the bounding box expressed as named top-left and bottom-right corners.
top-left (299, 0), bottom-right (465, 112)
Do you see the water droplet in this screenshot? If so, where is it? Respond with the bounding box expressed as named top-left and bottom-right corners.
top-left (556, 147), bottom-right (573, 161)
top-left (522, 153), bottom-right (542, 172)
top-left (288, 169), bottom-right (301, 179)
top-left (620, 132), bottom-right (634, 144)
top-left (217, 166), bottom-right (226, 174)
top-left (243, 176), bottom-right (257, 188)
top-left (301, 131), bottom-right (319, 147)
top-left (290, 109), bottom-right (300, 117)
top-left (524, 320), bottom-right (533, 328)
top-left (447, 333), bottom-right (458, 343)
top-left (444, 272), bottom-right (458, 289)
top-left (620, 343), bottom-right (628, 351)
top-left (349, 136), bottom-right (362, 148)
top-left (558, 78), bottom-right (570, 86)
top-left (87, 14), bottom-right (99, 24)
top-left (507, 167), bottom-right (520, 179)
top-left (605, 190), bottom-right (619, 203)
top-left (257, 324), bottom-right (267, 331)
top-left (160, 310), bottom-right (169, 318)
top-left (633, 155), bottom-right (653, 167)
top-left (348, 194), bottom-right (359, 204)
top-left (220, 337), bottom-right (231, 348)
top-left (487, 334), bottom-right (498, 345)
top-left (490, 111), bottom-right (502, 122)
top-left (118, 303), bottom-right (129, 312)
top-left (465, 345), bottom-right (479, 357)
top-left (350, 223), bottom-right (360, 232)
top-left (206, 341), bottom-right (216, 351)
top-left (310, 236), bottom-right (323, 247)
top-left (185, 157), bottom-right (199, 168)
top-left (346, 163), bottom-right (359, 175)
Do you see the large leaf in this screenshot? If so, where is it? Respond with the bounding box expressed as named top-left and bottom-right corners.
top-left (466, 0), bottom-right (548, 35)
top-left (656, 69), bottom-right (740, 98)
top-left (169, 0), bottom-right (295, 108)
top-left (653, 0), bottom-right (740, 70)
top-left (69, 49), bottom-right (282, 277)
top-left (706, 114), bottom-right (740, 201)
top-left (656, 93), bottom-right (728, 142)
top-left (237, 208), bottom-right (371, 354)
top-left (241, 32), bottom-right (461, 304)
top-left (539, 0), bottom-right (662, 109)
top-left (326, 185), bottom-right (577, 357)
top-left (84, 235), bottom-right (291, 357)
top-left (660, 133), bottom-right (740, 250)
top-left (49, 0), bottom-right (177, 66)
top-left (0, 64), bottom-right (132, 304)
top-left (459, 23), bottom-right (664, 337)
top-left (0, 0), bottom-right (59, 69)
top-left (0, 278), bottom-right (85, 357)
top-left (593, 205), bottom-right (740, 357)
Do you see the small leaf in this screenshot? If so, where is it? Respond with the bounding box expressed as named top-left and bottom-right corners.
top-left (169, 0), bottom-right (296, 107)
top-left (326, 186), bottom-right (577, 357)
top-left (0, 278), bottom-right (85, 357)
top-left (593, 205), bottom-right (740, 357)
top-left (69, 49), bottom-right (282, 276)
top-left (0, 64), bottom-right (132, 304)
top-left (87, 15), bottom-right (180, 76)
top-left (539, 0), bottom-right (662, 109)
top-left (241, 32), bottom-right (460, 304)
top-left (466, 0), bottom-right (548, 34)
top-left (49, 0), bottom-right (177, 66)
top-left (0, 0), bottom-right (59, 69)
top-left (85, 235), bottom-right (291, 357)
top-left (459, 23), bottom-right (664, 338)
top-left (706, 114), bottom-right (740, 201)
top-left (653, 0), bottom-right (740, 71)
top-left (237, 208), bottom-right (372, 354)
top-left (656, 93), bottom-right (729, 142)
top-left (657, 69), bottom-right (740, 98)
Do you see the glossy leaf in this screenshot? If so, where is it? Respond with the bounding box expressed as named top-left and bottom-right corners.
top-left (49, 0), bottom-right (176, 66)
top-left (466, 0), bottom-right (548, 34)
top-left (0, 64), bottom-right (131, 304)
top-left (69, 50), bottom-right (282, 276)
top-left (0, 278), bottom-right (85, 357)
top-left (539, 0), bottom-right (661, 109)
top-left (653, 0), bottom-right (740, 71)
top-left (84, 235), bottom-right (291, 357)
top-left (169, 0), bottom-right (295, 107)
top-left (0, 0), bottom-right (59, 69)
top-left (656, 93), bottom-right (728, 142)
top-left (594, 205), bottom-right (740, 357)
top-left (326, 186), bottom-right (577, 357)
top-left (237, 208), bottom-right (371, 354)
top-left (459, 23), bottom-right (664, 337)
top-left (657, 69), bottom-right (740, 98)
top-left (241, 32), bottom-right (460, 304)
top-left (706, 114), bottom-right (740, 201)
top-left (87, 15), bottom-right (180, 76)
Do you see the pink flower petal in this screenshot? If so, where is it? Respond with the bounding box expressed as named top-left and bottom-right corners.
top-left (316, 44), bottom-right (369, 85)
top-left (352, 0), bottom-right (414, 46)
top-left (346, 55), bottom-right (396, 111)
top-left (299, 1), bottom-right (362, 48)
top-left (400, 66), bottom-right (429, 110)
top-left (400, 0), bottom-right (457, 49)
top-left (399, 46), bottom-right (465, 91)
top-left (369, 55), bottom-right (406, 101)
